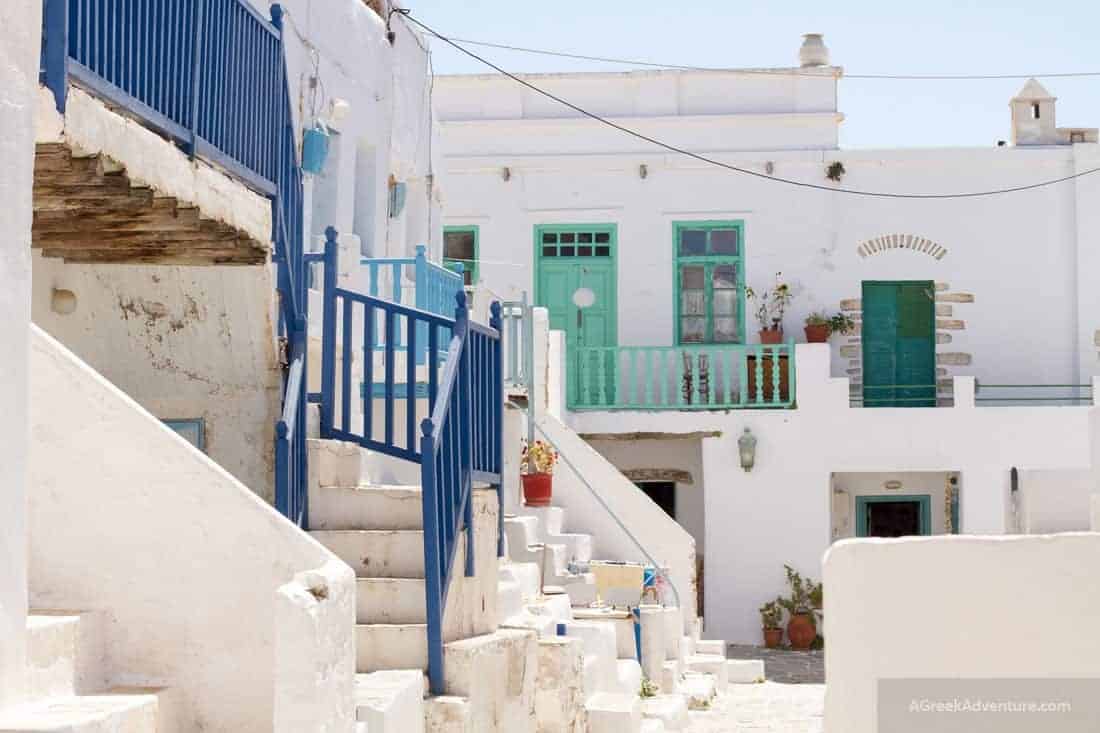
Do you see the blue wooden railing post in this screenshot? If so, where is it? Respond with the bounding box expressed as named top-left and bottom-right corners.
top-left (490, 301), bottom-right (505, 558)
top-left (453, 291), bottom-right (475, 580)
top-left (420, 417), bottom-right (445, 695)
top-left (414, 245), bottom-right (428, 365)
top-left (41, 0), bottom-right (68, 113)
top-left (319, 226), bottom-right (339, 437)
top-left (186, 0), bottom-right (207, 157)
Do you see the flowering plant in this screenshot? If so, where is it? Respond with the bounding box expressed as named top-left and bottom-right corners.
top-left (521, 439), bottom-right (559, 475)
top-left (746, 272), bottom-right (793, 331)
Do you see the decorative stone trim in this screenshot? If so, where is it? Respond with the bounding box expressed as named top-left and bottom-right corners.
top-left (857, 234), bottom-right (947, 260)
top-left (936, 293), bottom-right (974, 303)
top-left (620, 468), bottom-right (694, 485)
top-left (936, 319), bottom-right (965, 330)
top-left (935, 305), bottom-right (953, 317)
top-left (937, 353), bottom-right (972, 366)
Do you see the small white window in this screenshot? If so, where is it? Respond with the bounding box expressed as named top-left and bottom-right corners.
top-left (1031, 103), bottom-right (1041, 120)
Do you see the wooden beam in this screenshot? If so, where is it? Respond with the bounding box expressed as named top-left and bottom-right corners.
top-left (621, 468), bottom-right (694, 485)
top-left (578, 430), bottom-right (722, 442)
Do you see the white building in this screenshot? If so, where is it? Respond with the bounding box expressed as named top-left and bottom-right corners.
top-left (436, 35), bottom-right (1100, 643)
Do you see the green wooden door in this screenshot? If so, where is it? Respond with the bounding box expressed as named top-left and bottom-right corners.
top-left (534, 225), bottom-right (617, 406)
top-left (862, 281), bottom-right (935, 407)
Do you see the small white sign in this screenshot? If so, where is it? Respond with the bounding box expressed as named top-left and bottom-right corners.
top-left (572, 287), bottom-right (596, 309)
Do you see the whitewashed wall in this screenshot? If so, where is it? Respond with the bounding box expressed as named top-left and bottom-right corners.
top-left (824, 534), bottom-right (1100, 733)
top-left (28, 327), bottom-right (355, 732)
top-left (568, 345), bottom-right (1099, 644)
top-left (0, 0), bottom-right (41, 709)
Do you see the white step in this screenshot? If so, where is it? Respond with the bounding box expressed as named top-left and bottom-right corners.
top-left (586, 692), bottom-right (642, 733)
top-left (425, 696), bottom-right (472, 733)
top-left (500, 562), bottom-right (541, 600)
top-left (680, 674), bottom-right (717, 710)
top-left (25, 614), bottom-right (79, 702)
top-left (355, 670), bottom-right (426, 732)
top-left (308, 438), bottom-right (365, 489)
top-left (640, 720), bottom-right (666, 733)
top-left (311, 484), bottom-right (425, 531)
top-left (515, 506), bottom-right (594, 563)
top-left (727, 658), bottom-right (766, 684)
top-left (358, 577), bottom-right (426, 624)
top-left (660, 660), bottom-right (682, 694)
top-left (356, 624), bottom-right (428, 673)
top-left (534, 637), bottom-right (586, 733)
top-left (640, 695), bottom-right (689, 731)
top-left (616, 659), bottom-right (642, 696)
top-left (573, 608), bottom-right (638, 660)
top-left (312, 530), bottom-right (425, 578)
top-left (0, 688), bottom-right (167, 732)
top-left (441, 629), bottom-right (539, 732)
top-left (685, 655), bottom-right (728, 689)
top-left (693, 639), bottom-right (725, 657)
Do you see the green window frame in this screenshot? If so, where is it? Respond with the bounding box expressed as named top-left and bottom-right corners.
top-left (443, 225), bottom-right (479, 286)
top-left (673, 221), bottom-right (746, 344)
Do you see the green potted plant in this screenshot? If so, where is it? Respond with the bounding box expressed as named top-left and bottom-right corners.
top-left (803, 311), bottom-right (856, 343)
top-left (746, 273), bottom-right (793, 345)
top-left (520, 439), bottom-right (558, 507)
top-left (759, 599), bottom-right (784, 649)
top-left (777, 565), bottom-right (821, 651)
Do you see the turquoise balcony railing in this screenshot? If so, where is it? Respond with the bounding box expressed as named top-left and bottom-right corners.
top-left (570, 343), bottom-right (796, 410)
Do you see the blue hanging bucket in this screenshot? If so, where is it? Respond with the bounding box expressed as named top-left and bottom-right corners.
top-left (302, 122), bottom-right (330, 174)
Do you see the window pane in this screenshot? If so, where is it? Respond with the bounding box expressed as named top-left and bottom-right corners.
top-left (680, 265), bottom-right (705, 290)
top-left (578, 246), bottom-right (593, 257)
top-left (560, 246), bottom-right (575, 257)
top-left (712, 289), bottom-right (737, 315)
top-left (709, 229), bottom-right (739, 255)
top-left (542, 232), bottom-right (557, 244)
top-left (679, 229), bottom-right (706, 256)
top-left (713, 317), bottom-right (739, 342)
top-left (681, 291), bottom-right (706, 316)
top-left (561, 232), bottom-right (576, 244)
top-left (444, 230), bottom-right (475, 261)
top-left (595, 232), bottom-right (611, 244)
top-left (712, 264), bottom-right (737, 289)
top-left (578, 232), bottom-right (593, 243)
top-left (681, 317), bottom-right (706, 342)
top-left (595, 246), bottom-right (611, 257)
top-left (542, 246), bottom-right (557, 257)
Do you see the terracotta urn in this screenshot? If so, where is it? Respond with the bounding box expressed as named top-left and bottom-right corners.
top-left (787, 613), bottom-right (817, 651)
top-left (763, 627), bottom-right (784, 649)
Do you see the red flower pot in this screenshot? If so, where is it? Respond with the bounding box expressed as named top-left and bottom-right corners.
top-left (759, 328), bottom-right (784, 345)
top-left (522, 473), bottom-right (553, 507)
top-left (763, 627), bottom-right (783, 649)
top-left (804, 324), bottom-right (830, 343)
top-left (787, 613), bottom-right (816, 651)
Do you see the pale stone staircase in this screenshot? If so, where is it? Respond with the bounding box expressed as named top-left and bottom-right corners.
top-left (0, 612), bottom-right (177, 732)
top-left (306, 438), bottom-right (537, 732)
top-left (499, 502), bottom-right (766, 733)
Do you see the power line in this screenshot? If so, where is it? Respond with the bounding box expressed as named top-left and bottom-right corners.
top-left (440, 36), bottom-right (1100, 81)
top-left (400, 12), bottom-right (1100, 201)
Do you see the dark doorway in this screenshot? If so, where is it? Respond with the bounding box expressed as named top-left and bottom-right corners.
top-left (637, 481), bottom-right (676, 519)
top-left (857, 495), bottom-right (932, 538)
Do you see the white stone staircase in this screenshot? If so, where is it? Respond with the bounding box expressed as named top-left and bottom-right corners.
top-left (499, 500), bottom-right (765, 733)
top-left (0, 612), bottom-right (177, 732)
top-left (307, 438), bottom-right (537, 732)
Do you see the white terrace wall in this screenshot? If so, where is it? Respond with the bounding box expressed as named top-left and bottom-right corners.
top-left (28, 327), bottom-right (355, 732)
top-left (0, 0), bottom-right (42, 710)
top-left (824, 534), bottom-right (1100, 733)
top-left (568, 345), bottom-right (1099, 645)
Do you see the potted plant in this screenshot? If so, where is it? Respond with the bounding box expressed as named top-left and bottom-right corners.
top-left (520, 439), bottom-right (558, 507)
top-left (777, 564), bottom-right (821, 651)
top-left (746, 273), bottom-right (793, 344)
top-left (759, 599), bottom-right (784, 649)
top-left (804, 311), bottom-right (856, 343)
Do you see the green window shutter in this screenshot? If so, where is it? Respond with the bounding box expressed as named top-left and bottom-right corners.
top-left (673, 222), bottom-right (745, 345)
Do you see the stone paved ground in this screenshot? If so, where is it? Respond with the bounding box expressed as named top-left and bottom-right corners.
top-left (727, 645), bottom-right (825, 684)
top-left (687, 682), bottom-right (825, 732)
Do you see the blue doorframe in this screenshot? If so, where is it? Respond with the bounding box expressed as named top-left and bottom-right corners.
top-left (855, 494), bottom-right (932, 537)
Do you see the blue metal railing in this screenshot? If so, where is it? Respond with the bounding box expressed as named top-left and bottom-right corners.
top-left (40, 0), bottom-right (310, 525)
top-left (317, 228), bottom-right (504, 694)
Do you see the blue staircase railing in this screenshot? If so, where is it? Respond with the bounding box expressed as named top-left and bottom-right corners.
top-left (316, 227), bottom-right (503, 695)
top-left (41, 0), bottom-right (309, 526)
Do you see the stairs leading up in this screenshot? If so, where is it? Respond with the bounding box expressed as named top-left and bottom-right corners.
top-left (0, 613), bottom-right (177, 732)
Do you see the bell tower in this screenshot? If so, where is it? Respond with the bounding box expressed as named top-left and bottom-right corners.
top-left (1010, 78), bottom-right (1058, 145)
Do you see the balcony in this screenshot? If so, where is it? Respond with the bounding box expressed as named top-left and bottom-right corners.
top-left (569, 342), bottom-right (796, 411)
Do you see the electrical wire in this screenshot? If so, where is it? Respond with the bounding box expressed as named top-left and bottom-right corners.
top-left (442, 36), bottom-right (1100, 81)
top-left (400, 12), bottom-right (1100, 200)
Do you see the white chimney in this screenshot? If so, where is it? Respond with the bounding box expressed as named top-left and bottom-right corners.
top-left (799, 33), bottom-right (830, 68)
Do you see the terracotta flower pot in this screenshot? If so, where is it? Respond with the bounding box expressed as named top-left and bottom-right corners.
top-left (521, 473), bottom-right (553, 507)
top-left (787, 613), bottom-right (816, 651)
top-left (804, 324), bottom-right (830, 343)
top-left (763, 627), bottom-right (783, 649)
top-left (759, 328), bottom-right (784, 345)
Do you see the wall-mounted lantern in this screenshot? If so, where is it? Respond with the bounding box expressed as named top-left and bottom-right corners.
top-left (738, 427), bottom-right (757, 472)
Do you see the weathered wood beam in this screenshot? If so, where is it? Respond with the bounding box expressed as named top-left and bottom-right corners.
top-left (621, 468), bottom-right (695, 485)
top-left (578, 430), bottom-right (723, 442)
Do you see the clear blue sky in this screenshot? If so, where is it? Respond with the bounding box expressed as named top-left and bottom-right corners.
top-left (408, 0), bottom-right (1099, 149)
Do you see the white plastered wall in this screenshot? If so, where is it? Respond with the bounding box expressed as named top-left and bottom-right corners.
top-left (28, 327), bottom-right (355, 732)
top-left (824, 534), bottom-right (1100, 733)
top-left (0, 0), bottom-right (41, 709)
